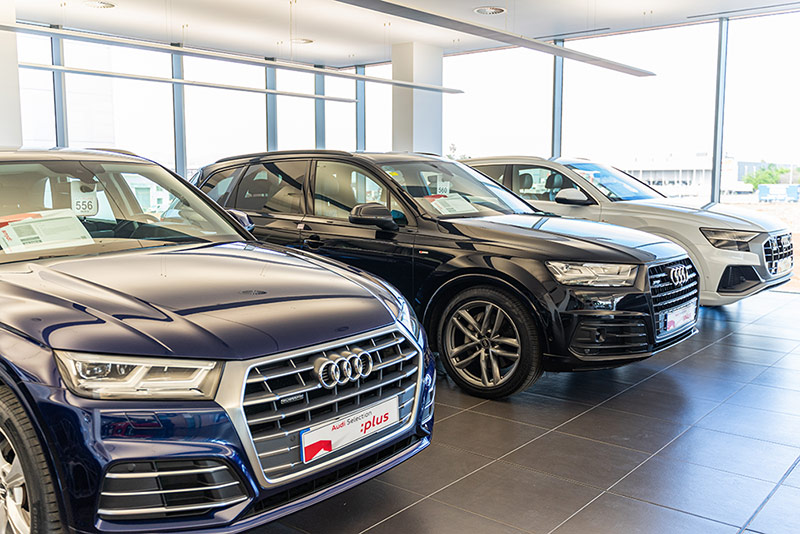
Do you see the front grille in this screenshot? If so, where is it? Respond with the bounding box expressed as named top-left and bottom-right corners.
top-left (243, 330), bottom-right (420, 481)
top-left (764, 233), bottom-right (794, 276)
top-left (98, 459), bottom-right (247, 521)
top-left (648, 258), bottom-right (699, 339)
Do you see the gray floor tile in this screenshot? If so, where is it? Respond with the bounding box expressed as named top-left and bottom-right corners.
top-left (751, 366), bottom-right (800, 392)
top-left (552, 492), bottom-right (739, 534)
top-left (433, 410), bottom-right (546, 458)
top-left (748, 485), bottom-right (800, 534)
top-left (503, 431), bottom-right (649, 489)
top-left (738, 323), bottom-right (800, 341)
top-left (774, 353), bottom-right (800, 371)
top-left (696, 403), bottom-right (800, 447)
top-left (612, 456), bottom-right (774, 526)
top-left (281, 479), bottom-right (419, 534)
top-left (784, 462), bottom-right (800, 488)
top-left (694, 343), bottom-right (788, 366)
top-left (719, 333), bottom-right (800, 353)
top-left (365, 499), bottom-right (527, 534)
top-left (668, 355), bottom-right (768, 383)
top-left (434, 461), bottom-right (601, 534)
top-left (726, 383), bottom-right (800, 417)
top-left (434, 379), bottom-right (487, 409)
top-left (248, 522), bottom-right (308, 534)
top-left (558, 407), bottom-right (688, 453)
top-left (377, 442), bottom-right (492, 495)
top-left (431, 403), bottom-right (462, 421)
top-left (602, 385), bottom-right (720, 424)
top-left (526, 372), bottom-right (631, 404)
top-left (636, 370), bottom-right (745, 402)
top-left (470, 392), bottom-right (591, 429)
top-left (659, 426), bottom-right (800, 483)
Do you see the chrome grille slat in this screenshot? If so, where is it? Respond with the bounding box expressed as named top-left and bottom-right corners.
top-left (648, 258), bottom-right (700, 339)
top-left (101, 481), bottom-right (240, 497)
top-left (764, 233), bottom-right (793, 276)
top-left (104, 466), bottom-right (228, 479)
top-left (242, 329), bottom-right (421, 481)
top-left (98, 496), bottom-right (248, 517)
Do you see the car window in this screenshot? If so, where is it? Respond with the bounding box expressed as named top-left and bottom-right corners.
top-left (561, 161), bottom-right (664, 201)
top-left (314, 161), bottom-right (408, 224)
top-left (0, 161), bottom-right (241, 264)
top-left (235, 160), bottom-right (307, 214)
top-left (512, 165), bottom-right (580, 202)
top-left (473, 164), bottom-right (505, 183)
top-left (200, 168), bottom-right (239, 205)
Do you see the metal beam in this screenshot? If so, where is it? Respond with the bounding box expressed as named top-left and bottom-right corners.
top-left (315, 65), bottom-right (325, 149)
top-left (266, 60), bottom-right (277, 151)
top-left (334, 0), bottom-right (655, 77)
top-left (355, 65), bottom-right (366, 151)
top-left (551, 40), bottom-right (564, 159)
top-left (3, 22), bottom-right (463, 94)
top-left (710, 18), bottom-right (729, 205)
top-left (49, 26), bottom-right (68, 147)
top-left (171, 48), bottom-right (187, 177)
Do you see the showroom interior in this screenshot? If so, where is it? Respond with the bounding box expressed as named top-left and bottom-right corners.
top-left (0, 0), bottom-right (799, 533)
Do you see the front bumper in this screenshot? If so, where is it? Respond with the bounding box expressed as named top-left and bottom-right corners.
top-left (542, 257), bottom-right (699, 372)
top-left (24, 332), bottom-right (435, 534)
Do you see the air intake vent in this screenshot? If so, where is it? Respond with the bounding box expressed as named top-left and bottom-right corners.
top-left (98, 459), bottom-right (247, 521)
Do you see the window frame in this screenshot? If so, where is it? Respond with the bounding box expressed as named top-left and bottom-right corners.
top-left (510, 163), bottom-right (599, 205)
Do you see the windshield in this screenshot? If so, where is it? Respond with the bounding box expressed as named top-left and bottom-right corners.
top-left (563, 161), bottom-right (664, 201)
top-left (0, 160), bottom-right (242, 264)
top-left (380, 160), bottom-right (535, 218)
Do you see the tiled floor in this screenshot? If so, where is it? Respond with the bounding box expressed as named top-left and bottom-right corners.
top-left (262, 291), bottom-right (800, 534)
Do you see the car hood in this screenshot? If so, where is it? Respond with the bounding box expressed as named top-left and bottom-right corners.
top-left (621, 198), bottom-right (785, 233)
top-left (0, 242), bottom-right (394, 359)
top-left (445, 215), bottom-right (686, 264)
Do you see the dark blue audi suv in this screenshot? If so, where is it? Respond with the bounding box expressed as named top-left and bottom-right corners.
top-left (0, 149), bottom-right (434, 533)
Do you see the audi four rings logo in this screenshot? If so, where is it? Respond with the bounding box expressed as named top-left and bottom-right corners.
top-left (669, 265), bottom-right (689, 286)
top-left (314, 348), bottom-right (374, 389)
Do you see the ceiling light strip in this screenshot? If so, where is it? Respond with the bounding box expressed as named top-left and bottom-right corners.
top-left (334, 0), bottom-right (655, 77)
top-left (18, 62), bottom-right (358, 103)
top-left (2, 22), bottom-right (463, 94)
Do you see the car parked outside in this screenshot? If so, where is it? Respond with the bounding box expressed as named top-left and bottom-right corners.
top-left (464, 156), bottom-right (794, 306)
top-left (193, 150), bottom-right (699, 400)
top-left (0, 149), bottom-right (434, 534)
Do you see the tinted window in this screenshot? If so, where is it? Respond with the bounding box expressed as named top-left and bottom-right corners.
top-left (562, 161), bottom-right (663, 201)
top-left (200, 168), bottom-right (238, 205)
top-left (474, 164), bottom-right (506, 183)
top-left (314, 161), bottom-right (383, 219)
top-left (512, 165), bottom-right (579, 202)
top-left (235, 160), bottom-right (307, 214)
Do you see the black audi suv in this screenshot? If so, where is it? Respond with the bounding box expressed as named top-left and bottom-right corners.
top-left (192, 150), bottom-right (699, 399)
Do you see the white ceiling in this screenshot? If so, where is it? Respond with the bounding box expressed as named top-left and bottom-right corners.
top-left (14, 0), bottom-right (800, 67)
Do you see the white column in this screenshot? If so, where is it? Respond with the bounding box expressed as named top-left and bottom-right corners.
top-left (392, 42), bottom-right (442, 155)
top-left (0, 1), bottom-right (22, 149)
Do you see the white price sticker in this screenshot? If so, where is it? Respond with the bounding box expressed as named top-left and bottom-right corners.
top-left (70, 182), bottom-right (99, 217)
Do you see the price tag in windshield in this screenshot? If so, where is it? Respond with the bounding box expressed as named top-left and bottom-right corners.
top-left (70, 182), bottom-right (99, 217)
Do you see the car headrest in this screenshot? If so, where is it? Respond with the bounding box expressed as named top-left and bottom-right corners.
top-left (518, 173), bottom-right (533, 190)
top-left (545, 173), bottom-right (563, 190)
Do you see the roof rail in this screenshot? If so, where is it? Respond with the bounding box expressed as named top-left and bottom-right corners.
top-left (85, 147), bottom-right (142, 157)
top-left (214, 149), bottom-right (353, 164)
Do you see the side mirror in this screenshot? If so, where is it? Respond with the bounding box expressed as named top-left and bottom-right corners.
top-left (227, 209), bottom-right (255, 232)
top-left (554, 188), bottom-right (592, 206)
top-left (349, 203), bottom-right (399, 231)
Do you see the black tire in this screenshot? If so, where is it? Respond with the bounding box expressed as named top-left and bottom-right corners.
top-left (0, 387), bottom-right (62, 533)
top-left (436, 286), bottom-right (543, 399)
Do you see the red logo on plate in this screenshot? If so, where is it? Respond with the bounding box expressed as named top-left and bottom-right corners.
top-left (303, 440), bottom-right (332, 462)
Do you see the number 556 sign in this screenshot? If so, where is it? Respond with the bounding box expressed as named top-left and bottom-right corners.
top-left (70, 182), bottom-right (100, 217)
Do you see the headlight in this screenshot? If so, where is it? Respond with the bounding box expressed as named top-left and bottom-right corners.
top-left (700, 228), bottom-right (759, 251)
top-left (54, 351), bottom-right (223, 400)
top-left (378, 283), bottom-right (421, 340)
top-left (546, 261), bottom-right (639, 287)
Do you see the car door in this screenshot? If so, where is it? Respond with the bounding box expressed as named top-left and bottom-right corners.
top-left (229, 159), bottom-right (309, 246)
top-left (300, 159), bottom-right (417, 297)
top-left (508, 164), bottom-right (602, 220)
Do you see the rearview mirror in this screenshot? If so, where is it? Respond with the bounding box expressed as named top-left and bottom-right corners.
top-left (227, 209), bottom-right (255, 231)
top-left (554, 188), bottom-right (592, 206)
top-left (349, 203), bottom-right (399, 231)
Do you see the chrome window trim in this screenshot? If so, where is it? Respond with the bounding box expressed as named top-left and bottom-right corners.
top-left (215, 323), bottom-right (423, 489)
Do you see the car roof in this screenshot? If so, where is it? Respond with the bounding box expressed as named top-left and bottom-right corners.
top-left (0, 148), bottom-right (150, 164)
top-left (460, 155), bottom-right (550, 164)
top-left (206, 150), bottom-right (451, 170)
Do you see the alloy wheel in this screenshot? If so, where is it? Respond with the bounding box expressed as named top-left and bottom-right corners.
top-left (0, 427), bottom-right (30, 534)
top-left (443, 300), bottom-right (522, 388)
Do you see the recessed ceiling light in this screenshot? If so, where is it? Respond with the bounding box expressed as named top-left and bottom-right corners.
top-left (474, 6), bottom-right (506, 15)
top-left (84, 1), bottom-right (116, 8)
top-left (291, 38), bottom-right (314, 45)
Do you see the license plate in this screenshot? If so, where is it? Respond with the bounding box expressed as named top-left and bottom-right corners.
top-left (777, 257), bottom-right (793, 274)
top-left (665, 302), bottom-right (696, 333)
top-left (300, 397), bottom-right (400, 464)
